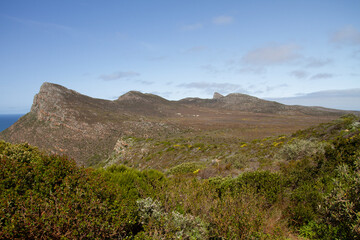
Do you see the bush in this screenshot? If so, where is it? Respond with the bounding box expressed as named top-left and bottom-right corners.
top-left (320, 160), bottom-right (360, 239)
top-left (167, 162), bottom-right (204, 175)
top-left (0, 141), bottom-right (138, 239)
top-left (97, 164), bottom-right (165, 200)
top-left (277, 138), bottom-right (326, 161)
top-left (136, 197), bottom-right (208, 239)
top-left (324, 132), bottom-right (360, 169)
top-left (218, 171), bottom-right (286, 204)
top-left (298, 221), bottom-right (341, 239)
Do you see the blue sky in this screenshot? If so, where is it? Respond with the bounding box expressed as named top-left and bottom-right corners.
top-left (1, 0), bottom-right (360, 113)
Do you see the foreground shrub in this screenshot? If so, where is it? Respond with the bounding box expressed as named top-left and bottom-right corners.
top-left (136, 197), bottom-right (208, 239)
top-left (320, 160), bottom-right (360, 239)
top-left (277, 138), bottom-right (326, 161)
top-left (218, 171), bottom-right (286, 204)
top-left (0, 141), bottom-right (138, 239)
top-left (298, 220), bottom-right (341, 239)
top-left (97, 164), bottom-right (165, 201)
top-left (158, 177), bottom-right (291, 239)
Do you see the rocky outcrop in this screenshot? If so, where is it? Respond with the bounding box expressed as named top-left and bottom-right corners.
top-left (31, 82), bottom-right (73, 123)
top-left (213, 92), bottom-right (224, 99)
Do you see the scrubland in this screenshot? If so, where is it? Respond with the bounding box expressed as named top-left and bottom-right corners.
top-left (1, 114), bottom-right (360, 239)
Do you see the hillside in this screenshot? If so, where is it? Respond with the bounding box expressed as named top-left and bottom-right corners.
top-left (0, 83), bottom-right (183, 165)
top-left (0, 82), bottom-right (355, 166)
top-left (179, 92), bottom-right (348, 116)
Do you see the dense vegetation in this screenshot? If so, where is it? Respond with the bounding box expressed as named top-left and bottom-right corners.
top-left (1, 114), bottom-right (359, 239)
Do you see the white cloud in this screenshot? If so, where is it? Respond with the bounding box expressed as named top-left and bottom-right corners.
top-left (331, 25), bottom-right (360, 45)
top-left (305, 89), bottom-right (360, 98)
top-left (310, 73), bottom-right (334, 80)
top-left (178, 82), bottom-right (247, 95)
top-left (265, 84), bottom-right (288, 92)
top-left (213, 15), bottom-right (233, 25)
top-left (99, 71), bottom-right (140, 81)
top-left (224, 58), bottom-right (266, 75)
top-left (242, 43), bottom-right (301, 65)
top-left (269, 88), bottom-right (360, 110)
top-left (182, 23), bottom-right (203, 31)
top-left (139, 80), bottom-right (153, 85)
top-left (305, 58), bottom-right (332, 68)
top-left (290, 70), bottom-right (309, 79)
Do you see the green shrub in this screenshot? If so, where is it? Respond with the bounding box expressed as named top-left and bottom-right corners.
top-left (299, 220), bottom-right (342, 239)
top-left (320, 160), bottom-right (360, 239)
top-left (277, 138), bottom-right (326, 161)
top-left (136, 197), bottom-right (208, 239)
top-left (287, 181), bottom-right (324, 226)
top-left (218, 171), bottom-right (286, 204)
top-left (324, 132), bottom-right (360, 169)
top-left (0, 141), bottom-right (138, 239)
top-left (167, 162), bottom-right (204, 175)
top-left (97, 164), bottom-right (165, 200)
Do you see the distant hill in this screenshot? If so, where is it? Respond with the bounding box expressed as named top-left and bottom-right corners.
top-left (180, 92), bottom-right (351, 116)
top-left (0, 82), bottom-right (356, 166)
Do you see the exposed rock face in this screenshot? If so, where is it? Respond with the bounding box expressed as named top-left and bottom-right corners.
top-left (31, 83), bottom-right (80, 126)
top-left (213, 92), bottom-right (224, 99)
top-left (29, 83), bottom-right (115, 137)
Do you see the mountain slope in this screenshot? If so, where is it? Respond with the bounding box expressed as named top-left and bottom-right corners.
top-left (0, 82), bottom-right (355, 166)
top-left (179, 92), bottom-right (349, 116)
top-left (0, 83), bottom-right (182, 165)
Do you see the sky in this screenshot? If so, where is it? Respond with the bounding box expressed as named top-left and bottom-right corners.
top-left (1, 0), bottom-right (360, 113)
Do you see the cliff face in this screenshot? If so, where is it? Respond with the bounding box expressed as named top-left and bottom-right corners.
top-left (28, 83), bottom-right (113, 141)
top-left (0, 82), bottom-right (354, 166)
top-left (31, 83), bottom-right (72, 116)
top-left (31, 83), bottom-right (79, 127)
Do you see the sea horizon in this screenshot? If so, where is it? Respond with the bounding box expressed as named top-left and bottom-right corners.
top-left (0, 114), bottom-right (25, 132)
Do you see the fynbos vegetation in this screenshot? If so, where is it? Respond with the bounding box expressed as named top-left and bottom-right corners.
top-left (1, 114), bottom-right (360, 239)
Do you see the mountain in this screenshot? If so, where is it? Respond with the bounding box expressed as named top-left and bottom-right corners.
top-left (0, 83), bottom-right (182, 165)
top-left (180, 92), bottom-right (348, 116)
top-left (0, 82), bottom-right (355, 166)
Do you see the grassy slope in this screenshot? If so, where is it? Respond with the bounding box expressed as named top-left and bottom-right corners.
top-left (99, 113), bottom-right (341, 177)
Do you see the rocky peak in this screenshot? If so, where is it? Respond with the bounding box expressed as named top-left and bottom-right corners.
top-left (116, 91), bottom-right (169, 104)
top-left (213, 92), bottom-right (224, 99)
top-left (222, 93), bottom-right (261, 103)
top-left (117, 91), bottom-right (147, 102)
top-left (30, 82), bottom-right (80, 122)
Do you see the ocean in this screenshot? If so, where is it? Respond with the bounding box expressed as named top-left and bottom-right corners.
top-left (0, 114), bottom-right (24, 132)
